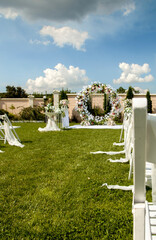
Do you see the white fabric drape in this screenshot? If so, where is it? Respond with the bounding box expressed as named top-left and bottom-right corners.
top-left (38, 118), bottom-right (60, 132)
top-left (62, 108), bottom-right (69, 128)
top-left (4, 121), bottom-right (24, 148)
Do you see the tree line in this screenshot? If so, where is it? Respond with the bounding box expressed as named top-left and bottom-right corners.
top-left (0, 86), bottom-right (71, 99)
top-left (0, 85), bottom-right (153, 113)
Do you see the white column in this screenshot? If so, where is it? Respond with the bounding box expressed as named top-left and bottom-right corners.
top-left (53, 91), bottom-right (60, 109)
top-left (28, 95), bottom-right (34, 108)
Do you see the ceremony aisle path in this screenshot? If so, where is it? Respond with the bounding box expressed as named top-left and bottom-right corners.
top-left (0, 122), bottom-right (146, 239)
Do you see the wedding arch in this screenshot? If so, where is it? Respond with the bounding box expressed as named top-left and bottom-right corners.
top-left (76, 82), bottom-right (121, 125)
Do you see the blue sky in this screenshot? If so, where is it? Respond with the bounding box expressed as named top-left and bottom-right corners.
top-left (0, 0), bottom-right (156, 94)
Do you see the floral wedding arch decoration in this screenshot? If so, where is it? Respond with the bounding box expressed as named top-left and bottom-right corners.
top-left (76, 82), bottom-right (122, 125)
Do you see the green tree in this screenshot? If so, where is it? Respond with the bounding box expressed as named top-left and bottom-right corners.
top-left (126, 86), bottom-right (134, 99)
top-left (5, 86), bottom-right (16, 98)
top-left (5, 86), bottom-right (28, 98)
top-left (146, 90), bottom-right (152, 113)
top-left (16, 87), bottom-right (27, 98)
top-left (117, 87), bottom-right (126, 93)
top-left (60, 89), bottom-right (71, 100)
top-left (133, 88), bottom-right (140, 94)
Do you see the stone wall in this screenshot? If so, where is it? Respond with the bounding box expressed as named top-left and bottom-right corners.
top-left (118, 94), bottom-right (156, 113)
top-left (1, 93), bottom-right (156, 119)
top-left (91, 94), bottom-right (104, 109)
top-left (0, 96), bottom-right (44, 115)
top-left (67, 93), bottom-right (156, 119)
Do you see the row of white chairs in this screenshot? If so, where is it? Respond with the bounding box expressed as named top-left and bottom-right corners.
top-left (132, 98), bottom-right (156, 240)
top-left (91, 99), bottom-right (156, 239)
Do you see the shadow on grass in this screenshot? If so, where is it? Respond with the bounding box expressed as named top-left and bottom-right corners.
top-left (22, 140), bottom-right (33, 143)
top-left (62, 128), bottom-right (73, 131)
top-left (0, 145), bottom-right (5, 149)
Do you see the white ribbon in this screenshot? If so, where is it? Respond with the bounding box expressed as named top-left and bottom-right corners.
top-left (90, 150), bottom-right (125, 155)
top-left (38, 118), bottom-right (60, 132)
top-left (108, 158), bottom-right (129, 163)
top-left (102, 183), bottom-right (134, 191)
top-left (4, 121), bottom-right (24, 148)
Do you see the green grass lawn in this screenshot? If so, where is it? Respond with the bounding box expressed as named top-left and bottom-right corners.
top-left (0, 122), bottom-right (144, 239)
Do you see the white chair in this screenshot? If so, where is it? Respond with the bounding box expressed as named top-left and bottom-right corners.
top-left (0, 121), bottom-right (5, 140)
top-left (0, 114), bottom-right (24, 148)
top-left (132, 98), bottom-right (156, 240)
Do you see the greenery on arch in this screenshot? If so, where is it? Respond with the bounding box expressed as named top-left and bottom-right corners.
top-left (76, 82), bottom-right (122, 125)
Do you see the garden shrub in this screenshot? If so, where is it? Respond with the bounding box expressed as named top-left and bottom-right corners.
top-left (19, 106), bottom-right (45, 120)
top-left (0, 109), bottom-right (19, 120)
top-left (90, 106), bottom-right (104, 116)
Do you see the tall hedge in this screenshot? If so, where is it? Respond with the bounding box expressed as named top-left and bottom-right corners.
top-left (103, 93), bottom-right (111, 114)
top-left (146, 90), bottom-right (152, 113)
top-left (126, 86), bottom-right (134, 99)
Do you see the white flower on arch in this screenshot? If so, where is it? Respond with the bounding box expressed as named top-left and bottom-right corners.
top-left (76, 82), bottom-right (121, 125)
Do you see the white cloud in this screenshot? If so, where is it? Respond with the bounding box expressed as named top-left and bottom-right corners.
top-left (113, 62), bottom-right (154, 84)
top-left (0, 0), bottom-right (135, 22)
top-left (133, 86), bottom-right (148, 94)
top-left (26, 63), bottom-right (89, 93)
top-left (40, 26), bottom-right (89, 51)
top-left (123, 2), bottom-right (135, 16)
top-left (0, 7), bottom-right (18, 19)
top-left (29, 39), bottom-right (50, 46)
top-left (97, 0), bottom-right (135, 16)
